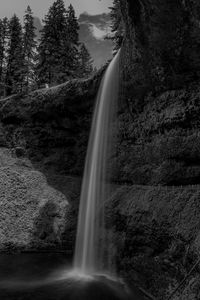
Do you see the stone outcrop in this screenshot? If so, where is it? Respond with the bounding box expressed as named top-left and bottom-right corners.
top-left (0, 148), bottom-right (69, 252)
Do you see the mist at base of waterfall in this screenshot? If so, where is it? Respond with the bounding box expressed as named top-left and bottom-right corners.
top-left (0, 253), bottom-right (144, 300)
top-left (0, 272), bottom-right (139, 300)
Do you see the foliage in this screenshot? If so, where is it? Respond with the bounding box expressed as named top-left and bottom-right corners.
top-left (0, 1), bottom-right (95, 95)
top-left (78, 43), bottom-right (94, 78)
top-left (66, 4), bottom-right (79, 45)
top-left (37, 1), bottom-right (83, 86)
top-left (22, 6), bottom-right (37, 93)
top-left (5, 15), bottom-right (24, 96)
top-left (64, 4), bottom-right (80, 77)
top-left (0, 17), bottom-right (8, 96)
top-left (37, 0), bottom-right (69, 85)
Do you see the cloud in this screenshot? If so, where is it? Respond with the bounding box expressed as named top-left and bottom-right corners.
top-left (91, 24), bottom-right (107, 39)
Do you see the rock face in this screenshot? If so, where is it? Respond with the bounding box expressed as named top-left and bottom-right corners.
top-left (106, 184), bottom-right (200, 299)
top-left (120, 0), bottom-right (200, 94)
top-left (114, 0), bottom-right (200, 186)
top-left (0, 74), bottom-right (103, 254)
top-left (0, 73), bottom-right (103, 178)
top-left (0, 148), bottom-right (69, 252)
top-left (106, 1), bottom-right (200, 298)
top-left (115, 85), bottom-right (200, 185)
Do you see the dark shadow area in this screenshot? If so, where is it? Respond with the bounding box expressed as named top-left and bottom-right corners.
top-left (31, 201), bottom-right (60, 249)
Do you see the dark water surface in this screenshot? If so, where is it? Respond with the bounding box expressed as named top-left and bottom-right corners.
top-left (0, 254), bottom-right (144, 300)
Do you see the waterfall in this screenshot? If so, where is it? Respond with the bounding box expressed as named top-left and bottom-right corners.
top-left (74, 50), bottom-right (121, 275)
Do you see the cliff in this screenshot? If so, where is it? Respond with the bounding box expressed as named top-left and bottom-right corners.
top-left (107, 1), bottom-right (200, 298)
top-left (115, 0), bottom-right (200, 186)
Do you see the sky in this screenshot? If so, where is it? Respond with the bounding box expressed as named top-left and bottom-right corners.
top-left (0, 0), bottom-right (113, 20)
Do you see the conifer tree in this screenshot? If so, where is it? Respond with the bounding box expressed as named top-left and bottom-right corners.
top-left (5, 15), bottom-right (24, 95)
top-left (23, 6), bottom-right (37, 92)
top-left (37, 0), bottom-right (69, 85)
top-left (64, 4), bottom-right (80, 76)
top-left (66, 4), bottom-right (79, 45)
top-left (0, 17), bottom-right (8, 96)
top-left (79, 43), bottom-right (93, 78)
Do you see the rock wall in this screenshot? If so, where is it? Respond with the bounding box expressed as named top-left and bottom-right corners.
top-left (0, 72), bottom-right (103, 179)
top-left (0, 73), bottom-right (103, 254)
top-left (0, 148), bottom-right (69, 252)
top-left (107, 184), bottom-right (200, 299)
top-left (107, 1), bottom-right (200, 298)
top-left (115, 0), bottom-right (200, 186)
top-left (115, 84), bottom-right (200, 185)
top-left (120, 0), bottom-right (200, 96)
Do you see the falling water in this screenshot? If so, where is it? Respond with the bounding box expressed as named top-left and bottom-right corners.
top-left (74, 50), bottom-right (121, 275)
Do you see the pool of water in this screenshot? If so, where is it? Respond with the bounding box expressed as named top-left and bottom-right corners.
top-left (0, 253), bottom-right (70, 281)
top-left (0, 254), bottom-right (144, 300)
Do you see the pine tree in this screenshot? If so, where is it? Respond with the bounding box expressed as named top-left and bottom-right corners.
top-left (109, 0), bottom-right (124, 50)
top-left (5, 15), bottom-right (24, 96)
top-left (79, 43), bottom-right (93, 78)
top-left (64, 4), bottom-right (80, 77)
top-left (66, 4), bottom-right (79, 45)
top-left (23, 6), bottom-right (37, 93)
top-left (0, 17), bottom-right (8, 96)
top-left (37, 0), bottom-right (68, 85)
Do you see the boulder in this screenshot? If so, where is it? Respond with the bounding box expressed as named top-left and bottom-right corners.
top-left (0, 148), bottom-right (69, 252)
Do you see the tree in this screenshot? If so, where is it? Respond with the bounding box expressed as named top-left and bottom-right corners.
top-left (37, 1), bottom-right (81, 85)
top-left (23, 5), bottom-right (37, 92)
top-left (0, 17), bottom-right (8, 96)
top-left (37, 0), bottom-right (68, 85)
top-left (66, 4), bottom-right (79, 45)
top-left (64, 4), bottom-right (80, 77)
top-left (5, 15), bottom-right (24, 96)
top-left (78, 43), bottom-right (93, 78)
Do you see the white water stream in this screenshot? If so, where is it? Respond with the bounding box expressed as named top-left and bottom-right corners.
top-left (74, 50), bottom-right (121, 275)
